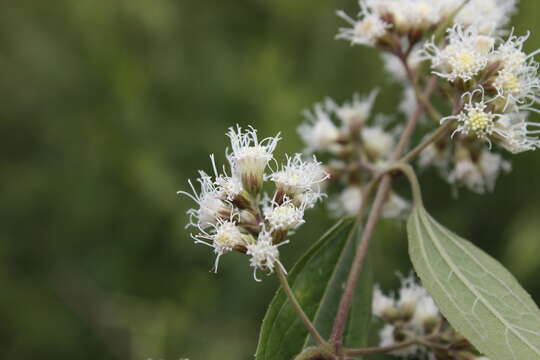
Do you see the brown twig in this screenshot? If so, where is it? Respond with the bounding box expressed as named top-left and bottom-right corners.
top-left (329, 50), bottom-right (439, 357)
top-left (344, 338), bottom-right (418, 356)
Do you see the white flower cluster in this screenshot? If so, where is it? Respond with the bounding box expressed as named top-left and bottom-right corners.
top-left (337, 0), bottom-right (516, 48)
top-left (298, 91), bottom-right (409, 218)
top-left (426, 28), bottom-right (540, 151)
top-left (373, 275), bottom-right (441, 357)
top-left (419, 19), bottom-right (540, 193)
top-left (420, 141), bottom-right (512, 194)
top-left (373, 275), bottom-right (490, 359)
top-left (178, 125), bottom-right (328, 281)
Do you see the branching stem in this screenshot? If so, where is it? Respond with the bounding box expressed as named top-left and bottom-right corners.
top-left (400, 119), bottom-right (456, 163)
top-left (344, 339), bottom-right (418, 356)
top-left (330, 47), bottom-right (439, 356)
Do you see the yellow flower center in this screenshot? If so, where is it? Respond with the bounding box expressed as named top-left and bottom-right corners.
top-left (467, 110), bottom-right (491, 132)
top-left (455, 51), bottom-right (476, 71)
top-left (500, 72), bottom-right (522, 95)
top-left (214, 224), bottom-right (242, 248)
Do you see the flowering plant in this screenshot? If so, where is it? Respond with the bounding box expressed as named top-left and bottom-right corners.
top-left (179, 1), bottom-right (540, 359)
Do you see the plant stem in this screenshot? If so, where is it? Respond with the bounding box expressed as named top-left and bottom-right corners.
top-left (329, 175), bottom-right (392, 353)
top-left (386, 163), bottom-right (423, 206)
top-left (416, 76), bottom-right (443, 123)
top-left (275, 265), bottom-right (328, 348)
top-left (330, 51), bottom-right (437, 355)
top-left (344, 339), bottom-right (418, 356)
top-left (399, 119), bottom-right (456, 163)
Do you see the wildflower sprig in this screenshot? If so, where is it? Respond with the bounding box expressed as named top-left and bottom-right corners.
top-left (179, 125), bottom-right (328, 280)
top-left (178, 1), bottom-right (540, 360)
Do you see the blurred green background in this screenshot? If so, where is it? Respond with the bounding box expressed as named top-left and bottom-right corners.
top-left (2, 0), bottom-right (540, 359)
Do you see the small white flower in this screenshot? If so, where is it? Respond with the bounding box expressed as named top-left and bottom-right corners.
top-left (411, 296), bottom-right (440, 332)
top-left (264, 199), bottom-right (306, 232)
top-left (379, 324), bottom-right (419, 357)
top-left (477, 149), bottom-right (511, 192)
top-left (178, 171), bottom-right (232, 229)
top-left (490, 33), bottom-right (540, 111)
top-left (330, 186), bottom-right (407, 219)
top-left (327, 90), bottom-right (378, 126)
top-left (227, 125), bottom-right (280, 194)
top-left (495, 112), bottom-right (540, 154)
top-left (443, 89), bottom-right (502, 142)
top-left (448, 156), bottom-right (484, 193)
top-left (246, 231), bottom-right (288, 281)
top-left (424, 25), bottom-right (492, 82)
top-left (207, 154), bottom-right (243, 201)
top-left (402, 0), bottom-right (441, 32)
top-left (215, 174), bottom-right (243, 201)
top-left (270, 154), bottom-right (329, 205)
top-left (362, 126), bottom-right (396, 160)
top-left (493, 32), bottom-right (531, 72)
top-left (382, 192), bottom-right (410, 219)
top-left (454, 0), bottom-right (516, 35)
top-left (299, 103), bottom-right (341, 153)
top-left (330, 186), bottom-right (363, 217)
top-left (193, 219), bottom-right (248, 273)
top-left (336, 2), bottom-right (390, 47)
top-left (418, 142), bottom-right (450, 172)
top-left (372, 285), bottom-right (396, 319)
top-left (397, 275), bottom-right (428, 315)
top-left (382, 46), bottom-right (424, 82)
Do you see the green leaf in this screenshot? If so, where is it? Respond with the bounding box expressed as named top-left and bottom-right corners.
top-left (255, 219), bottom-right (373, 360)
top-left (407, 205), bottom-right (540, 360)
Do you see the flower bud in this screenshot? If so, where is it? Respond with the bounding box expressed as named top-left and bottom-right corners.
top-left (227, 125), bottom-right (280, 195)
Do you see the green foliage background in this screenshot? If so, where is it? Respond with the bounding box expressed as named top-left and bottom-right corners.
top-left (1, 1), bottom-right (539, 359)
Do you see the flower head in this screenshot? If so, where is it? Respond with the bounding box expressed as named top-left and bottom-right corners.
top-left (178, 170), bottom-right (233, 229)
top-left (397, 274), bottom-right (428, 316)
top-left (179, 125), bottom-right (325, 280)
top-left (489, 33), bottom-right (540, 111)
top-left (246, 231), bottom-right (288, 281)
top-left (327, 90), bottom-right (378, 127)
top-left (495, 112), bottom-right (540, 154)
top-left (270, 154), bottom-right (329, 206)
top-left (424, 25), bottom-right (492, 82)
top-left (453, 0), bottom-right (516, 35)
top-left (444, 89), bottom-right (502, 141)
top-left (411, 296), bottom-right (440, 332)
top-left (362, 126), bottom-right (396, 160)
top-left (373, 285), bottom-right (397, 320)
top-left (448, 146), bottom-right (510, 194)
top-left (336, 4), bottom-right (390, 47)
top-left (379, 324), bottom-right (419, 357)
top-left (193, 219), bottom-right (250, 273)
top-left (299, 103), bottom-right (341, 154)
top-left (227, 125), bottom-right (280, 194)
top-left (264, 198), bottom-right (306, 232)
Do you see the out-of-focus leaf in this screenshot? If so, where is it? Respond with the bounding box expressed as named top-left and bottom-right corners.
top-left (255, 218), bottom-right (372, 360)
top-left (408, 205), bottom-right (540, 360)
